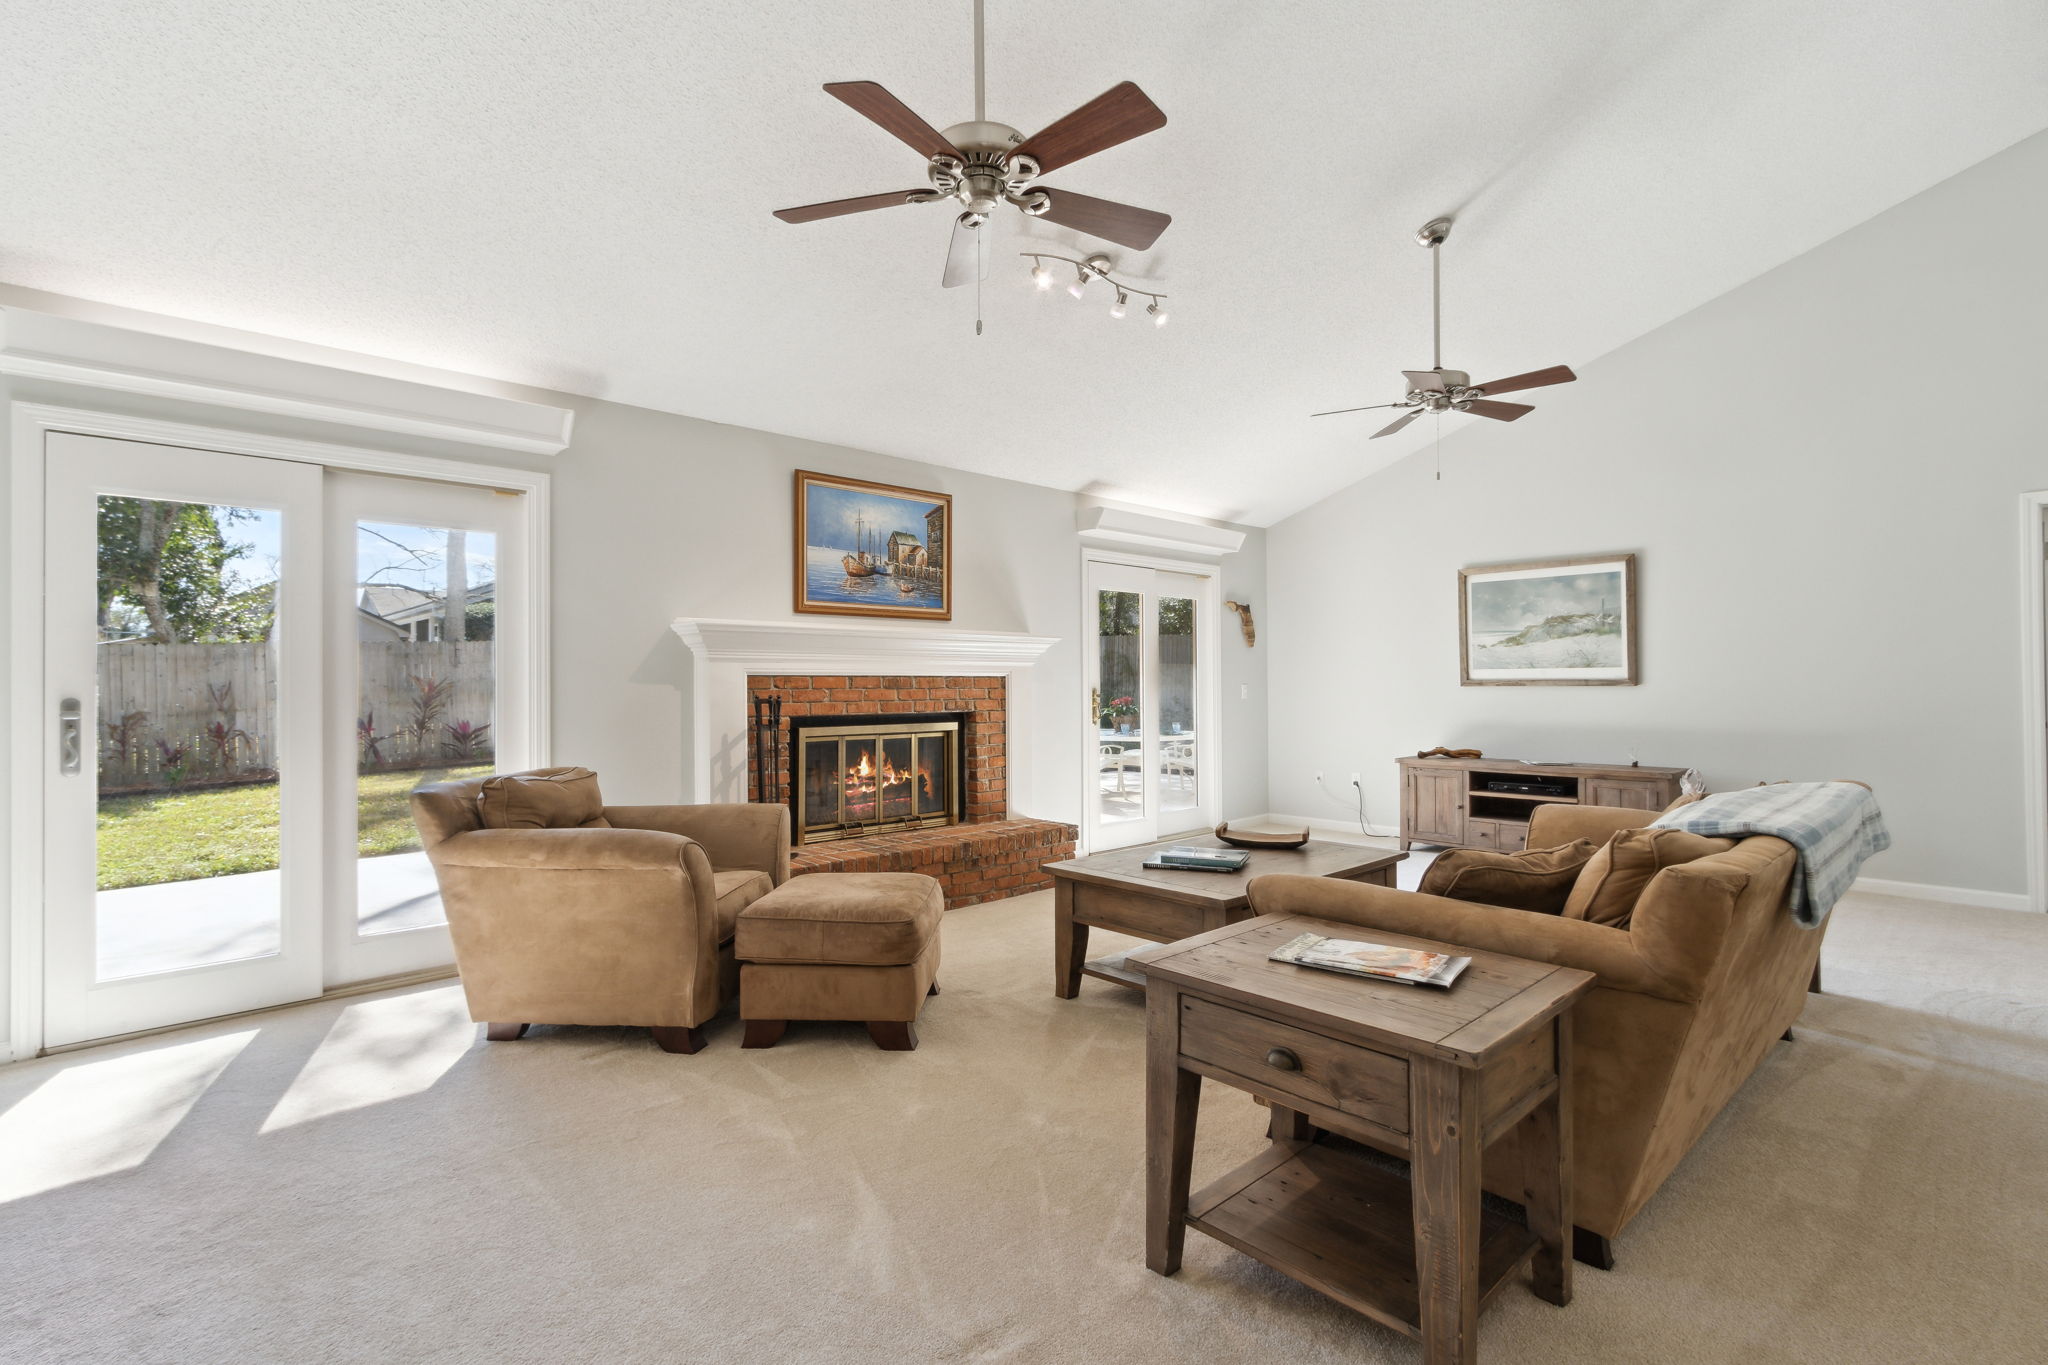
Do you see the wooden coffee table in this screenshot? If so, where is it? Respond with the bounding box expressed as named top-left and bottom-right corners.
top-left (1043, 835), bottom-right (1404, 997)
top-left (1130, 912), bottom-right (1594, 1364)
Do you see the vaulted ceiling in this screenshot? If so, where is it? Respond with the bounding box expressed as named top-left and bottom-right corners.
top-left (3, 1), bottom-right (2044, 524)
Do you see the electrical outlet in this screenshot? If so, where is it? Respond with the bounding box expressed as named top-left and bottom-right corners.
top-left (1240, 683), bottom-right (1248, 700)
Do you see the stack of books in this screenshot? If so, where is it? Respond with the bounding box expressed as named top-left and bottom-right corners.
top-left (1141, 845), bottom-right (1251, 873)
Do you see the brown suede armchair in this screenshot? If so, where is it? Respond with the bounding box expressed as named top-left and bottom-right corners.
top-left (1246, 801), bottom-right (1823, 1268)
top-left (411, 773), bottom-right (790, 1054)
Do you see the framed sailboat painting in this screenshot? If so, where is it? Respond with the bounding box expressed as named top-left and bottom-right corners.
top-left (792, 470), bottom-right (953, 621)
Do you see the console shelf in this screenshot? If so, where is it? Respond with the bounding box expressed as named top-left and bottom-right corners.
top-left (1397, 755), bottom-right (1688, 853)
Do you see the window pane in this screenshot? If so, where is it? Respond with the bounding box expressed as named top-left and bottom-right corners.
top-left (1097, 589), bottom-right (1143, 825)
top-left (354, 522), bottom-right (497, 934)
top-left (1157, 596), bottom-right (1197, 816)
top-left (94, 498), bottom-right (285, 979)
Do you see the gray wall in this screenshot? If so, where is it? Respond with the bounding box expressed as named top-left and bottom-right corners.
top-left (1265, 129), bottom-right (2048, 897)
top-left (0, 331), bottom-right (1267, 1055)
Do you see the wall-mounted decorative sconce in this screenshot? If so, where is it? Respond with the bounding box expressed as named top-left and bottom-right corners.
top-left (1225, 600), bottom-right (1255, 646)
top-left (1022, 252), bottom-right (1169, 326)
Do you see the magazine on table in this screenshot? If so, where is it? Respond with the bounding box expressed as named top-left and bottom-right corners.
top-left (1268, 932), bottom-right (1472, 988)
top-left (1143, 845), bottom-right (1251, 872)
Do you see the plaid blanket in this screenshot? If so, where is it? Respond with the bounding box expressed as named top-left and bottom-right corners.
top-left (1649, 781), bottom-right (1889, 928)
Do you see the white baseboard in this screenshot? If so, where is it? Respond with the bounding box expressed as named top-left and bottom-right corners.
top-left (1248, 812), bottom-right (1402, 841)
top-left (1847, 876), bottom-right (2033, 913)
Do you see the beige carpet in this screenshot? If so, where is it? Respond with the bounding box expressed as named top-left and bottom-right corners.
top-left (2, 887), bottom-right (2044, 1363)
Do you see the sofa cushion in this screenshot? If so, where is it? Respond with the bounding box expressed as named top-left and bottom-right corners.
top-left (712, 869), bottom-right (774, 942)
top-left (736, 872), bottom-right (943, 966)
top-left (1417, 839), bottom-right (1599, 915)
top-left (476, 767), bottom-right (610, 830)
top-left (1563, 827), bottom-right (1737, 928)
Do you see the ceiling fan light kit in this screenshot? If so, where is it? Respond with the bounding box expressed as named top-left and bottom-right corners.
top-left (1022, 251), bottom-right (1169, 326)
top-left (773, 0), bottom-right (1172, 306)
top-left (1313, 217), bottom-right (1578, 443)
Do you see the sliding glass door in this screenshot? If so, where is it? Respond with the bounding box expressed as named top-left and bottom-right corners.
top-left (324, 472), bottom-right (532, 985)
top-left (43, 434), bottom-right (326, 1046)
top-left (42, 437), bottom-right (535, 1046)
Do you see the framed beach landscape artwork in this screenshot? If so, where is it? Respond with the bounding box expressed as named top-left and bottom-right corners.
top-left (1459, 553), bottom-right (1638, 686)
top-left (793, 470), bottom-right (953, 621)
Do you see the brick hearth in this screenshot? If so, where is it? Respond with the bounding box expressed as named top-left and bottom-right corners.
top-left (747, 673), bottom-right (1075, 906)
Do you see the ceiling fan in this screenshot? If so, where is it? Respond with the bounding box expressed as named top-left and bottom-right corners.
top-left (771, 0), bottom-right (1171, 290)
top-left (1314, 219), bottom-right (1576, 438)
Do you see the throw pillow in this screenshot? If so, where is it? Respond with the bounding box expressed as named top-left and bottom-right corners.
top-left (1562, 827), bottom-right (1736, 928)
top-left (476, 766), bottom-right (610, 830)
top-left (1417, 839), bottom-right (1600, 915)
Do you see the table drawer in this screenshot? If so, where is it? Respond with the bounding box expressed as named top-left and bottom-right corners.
top-left (1179, 997), bottom-right (1410, 1134)
top-left (1070, 884), bottom-right (1210, 941)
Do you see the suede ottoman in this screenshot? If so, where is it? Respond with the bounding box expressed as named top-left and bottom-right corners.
top-left (736, 872), bottom-right (943, 1052)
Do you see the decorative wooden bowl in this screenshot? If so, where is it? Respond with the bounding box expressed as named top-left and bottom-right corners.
top-left (1213, 822), bottom-right (1311, 850)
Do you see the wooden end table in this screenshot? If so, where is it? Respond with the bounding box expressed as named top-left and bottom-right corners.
top-left (1043, 836), bottom-right (1404, 997)
top-left (1129, 913), bottom-right (1593, 1365)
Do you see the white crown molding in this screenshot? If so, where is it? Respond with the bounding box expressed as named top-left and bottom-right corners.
top-left (1076, 506), bottom-right (1246, 560)
top-left (0, 308), bottom-right (573, 455)
top-left (671, 616), bottom-right (1060, 673)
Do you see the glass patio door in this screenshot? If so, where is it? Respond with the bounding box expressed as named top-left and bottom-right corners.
top-left (43, 433), bottom-right (326, 1047)
top-left (323, 471), bottom-right (531, 985)
top-left (1084, 559), bottom-right (1209, 851)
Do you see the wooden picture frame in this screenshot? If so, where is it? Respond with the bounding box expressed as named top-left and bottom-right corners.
top-left (1459, 553), bottom-right (1638, 686)
top-left (792, 469), bottom-right (953, 621)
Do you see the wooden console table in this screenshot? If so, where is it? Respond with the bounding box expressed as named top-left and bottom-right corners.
top-left (1130, 913), bottom-right (1593, 1364)
top-left (1043, 836), bottom-right (1404, 996)
top-left (1399, 756), bottom-right (1689, 853)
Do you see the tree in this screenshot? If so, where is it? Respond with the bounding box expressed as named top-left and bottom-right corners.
top-left (97, 499), bottom-right (269, 643)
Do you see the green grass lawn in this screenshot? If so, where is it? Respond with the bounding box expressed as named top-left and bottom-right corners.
top-left (95, 765), bottom-right (491, 890)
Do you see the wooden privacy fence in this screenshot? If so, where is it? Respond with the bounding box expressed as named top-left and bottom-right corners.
top-left (98, 640), bottom-right (496, 792)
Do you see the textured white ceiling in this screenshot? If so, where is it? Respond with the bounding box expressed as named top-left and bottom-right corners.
top-left (3, 1), bottom-right (2044, 524)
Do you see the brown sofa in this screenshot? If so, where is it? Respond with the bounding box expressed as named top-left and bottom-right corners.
top-left (411, 773), bottom-right (790, 1053)
top-left (1245, 801), bottom-right (1823, 1266)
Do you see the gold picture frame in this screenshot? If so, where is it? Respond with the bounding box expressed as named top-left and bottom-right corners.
top-left (1459, 553), bottom-right (1638, 686)
top-left (793, 469), bottom-right (953, 621)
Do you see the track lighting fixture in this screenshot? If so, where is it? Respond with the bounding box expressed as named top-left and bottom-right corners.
top-left (1020, 252), bottom-right (1169, 327)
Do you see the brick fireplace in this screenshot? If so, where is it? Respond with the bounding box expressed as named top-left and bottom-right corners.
top-left (673, 618), bottom-right (1075, 907)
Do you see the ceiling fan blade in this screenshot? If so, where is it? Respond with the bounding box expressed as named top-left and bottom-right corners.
top-left (1402, 370), bottom-right (1447, 392)
top-left (823, 81), bottom-right (958, 160)
top-left (1371, 410), bottom-right (1425, 439)
top-left (773, 190), bottom-right (929, 224)
top-left (1462, 399), bottom-right (1535, 422)
top-left (1034, 187), bottom-right (1170, 250)
top-left (1311, 402), bottom-right (1405, 418)
top-left (1012, 81), bottom-right (1167, 174)
top-left (1470, 364), bottom-right (1576, 396)
top-left (941, 217), bottom-right (986, 289)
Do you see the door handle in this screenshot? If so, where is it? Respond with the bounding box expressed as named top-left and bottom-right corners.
top-left (59, 697), bottom-right (82, 776)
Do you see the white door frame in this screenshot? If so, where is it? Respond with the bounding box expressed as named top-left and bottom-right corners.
top-left (1075, 545), bottom-right (1223, 854)
top-left (2019, 490), bottom-right (2048, 914)
top-left (9, 401), bottom-right (551, 1060)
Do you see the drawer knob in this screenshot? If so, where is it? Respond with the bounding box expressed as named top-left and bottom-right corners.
top-left (1264, 1047), bottom-right (1301, 1072)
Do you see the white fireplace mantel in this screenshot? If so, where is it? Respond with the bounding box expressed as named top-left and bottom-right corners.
top-left (670, 617), bottom-right (1061, 809)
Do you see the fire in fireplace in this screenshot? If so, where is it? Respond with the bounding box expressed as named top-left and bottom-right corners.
top-left (790, 716), bottom-right (963, 843)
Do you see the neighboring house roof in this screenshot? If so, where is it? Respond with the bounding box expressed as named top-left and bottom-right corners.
top-left (358, 580), bottom-right (496, 624)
